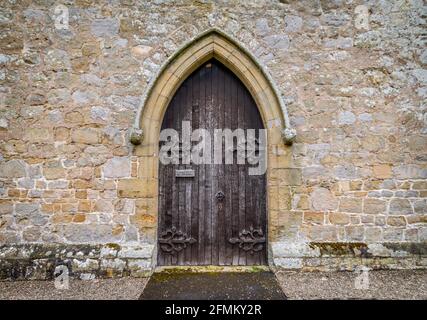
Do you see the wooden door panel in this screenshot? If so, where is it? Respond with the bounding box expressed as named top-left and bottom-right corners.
top-left (158, 59), bottom-right (267, 266)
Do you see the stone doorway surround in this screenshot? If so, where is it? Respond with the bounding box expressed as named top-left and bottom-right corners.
top-left (125, 28), bottom-right (298, 269)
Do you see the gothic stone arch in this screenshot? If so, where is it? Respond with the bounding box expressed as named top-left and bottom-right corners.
top-left (123, 28), bottom-right (299, 265)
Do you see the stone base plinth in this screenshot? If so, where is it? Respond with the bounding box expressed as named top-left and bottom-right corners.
top-left (270, 241), bottom-right (427, 271)
top-left (0, 243), bottom-right (153, 280)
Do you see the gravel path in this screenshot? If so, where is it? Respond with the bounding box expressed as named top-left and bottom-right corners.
top-left (0, 270), bottom-right (425, 300)
top-left (276, 270), bottom-right (427, 300)
top-left (0, 277), bottom-right (148, 300)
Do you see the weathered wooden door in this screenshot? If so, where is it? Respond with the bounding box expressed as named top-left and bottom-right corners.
top-left (158, 59), bottom-right (267, 266)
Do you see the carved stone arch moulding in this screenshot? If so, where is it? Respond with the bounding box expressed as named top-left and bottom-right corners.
top-left (130, 27), bottom-right (296, 146)
top-left (126, 28), bottom-right (299, 260)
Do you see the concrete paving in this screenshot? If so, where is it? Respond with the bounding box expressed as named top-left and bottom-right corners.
top-left (140, 270), bottom-right (286, 300)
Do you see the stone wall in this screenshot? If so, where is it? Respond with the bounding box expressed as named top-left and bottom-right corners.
top-left (0, 243), bottom-right (153, 280)
top-left (0, 0), bottom-right (426, 278)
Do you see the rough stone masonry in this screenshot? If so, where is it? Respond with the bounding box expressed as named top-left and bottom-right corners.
top-left (0, 0), bottom-right (426, 279)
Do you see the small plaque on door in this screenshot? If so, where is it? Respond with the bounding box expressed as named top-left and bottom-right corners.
top-left (175, 169), bottom-right (195, 178)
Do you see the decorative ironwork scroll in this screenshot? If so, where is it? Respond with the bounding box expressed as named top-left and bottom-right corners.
top-left (215, 191), bottom-right (225, 202)
top-left (229, 227), bottom-right (266, 254)
top-left (158, 226), bottom-right (196, 254)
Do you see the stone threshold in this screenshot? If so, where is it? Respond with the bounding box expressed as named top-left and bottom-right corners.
top-left (154, 265), bottom-right (271, 273)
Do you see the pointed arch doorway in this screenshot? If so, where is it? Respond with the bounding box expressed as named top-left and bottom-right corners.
top-left (158, 59), bottom-right (267, 266)
top-left (131, 29), bottom-right (295, 269)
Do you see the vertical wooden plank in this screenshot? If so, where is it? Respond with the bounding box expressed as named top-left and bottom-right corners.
top-left (199, 64), bottom-right (208, 265)
top-left (160, 91), bottom-right (176, 266)
top-left (172, 84), bottom-right (182, 266)
top-left (167, 92), bottom-right (176, 266)
top-left (231, 83), bottom-right (238, 266)
top-left (256, 91), bottom-right (267, 265)
top-left (236, 76), bottom-right (247, 266)
top-left (230, 70), bottom-right (240, 266)
top-left (244, 88), bottom-right (255, 266)
top-left (184, 182), bottom-right (192, 264)
top-left (191, 71), bottom-right (200, 265)
top-left (204, 62), bottom-right (213, 265)
top-left (211, 62), bottom-right (219, 265)
top-left (229, 70), bottom-right (240, 265)
top-left (166, 165), bottom-right (173, 266)
top-left (183, 74), bottom-right (193, 265)
top-left (217, 61), bottom-right (231, 265)
top-left (223, 63), bottom-right (230, 265)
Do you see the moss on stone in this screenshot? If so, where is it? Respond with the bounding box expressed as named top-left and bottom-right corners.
top-left (309, 242), bottom-right (370, 257)
top-left (106, 243), bottom-right (121, 250)
top-left (155, 265), bottom-right (270, 276)
top-left (383, 243), bottom-right (427, 255)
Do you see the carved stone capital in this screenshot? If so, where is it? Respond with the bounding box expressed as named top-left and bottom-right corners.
top-left (282, 127), bottom-right (296, 145)
top-left (129, 127), bottom-right (144, 145)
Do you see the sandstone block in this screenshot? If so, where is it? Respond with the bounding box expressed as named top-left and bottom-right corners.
top-left (338, 111), bottom-right (356, 125)
top-left (100, 258), bottom-right (126, 271)
top-left (329, 212), bottom-right (350, 225)
top-left (0, 202), bottom-right (13, 215)
top-left (0, 160), bottom-right (26, 178)
top-left (363, 198), bottom-right (386, 214)
top-left (310, 187), bottom-right (338, 211)
top-left (387, 216), bottom-right (407, 226)
top-left (15, 203), bottom-right (39, 216)
top-left (372, 164), bottom-right (392, 179)
top-left (26, 93), bottom-right (47, 106)
top-left (404, 229), bottom-right (418, 242)
top-left (393, 165), bottom-right (427, 179)
top-left (345, 226), bottom-right (364, 241)
top-left (389, 199), bottom-right (413, 215)
top-left (23, 227), bottom-right (41, 242)
top-left (303, 212), bottom-right (324, 224)
top-left (54, 127), bottom-right (70, 141)
top-left (412, 181), bottom-right (427, 190)
top-left (117, 179), bottom-right (156, 198)
top-left (94, 199), bottom-right (114, 213)
top-left (365, 227), bottom-right (382, 242)
top-left (118, 245), bottom-right (153, 259)
top-left (334, 164), bottom-right (359, 179)
top-left (383, 228), bottom-right (403, 241)
top-left (23, 128), bottom-right (52, 142)
top-left (71, 258), bottom-right (99, 272)
top-left (130, 213), bottom-right (156, 228)
top-left (127, 259), bottom-right (151, 276)
top-left (413, 200), bottom-right (427, 214)
top-left (82, 42), bottom-right (101, 57)
top-left (102, 157), bottom-right (131, 178)
top-left (71, 128), bottom-right (100, 144)
top-left (43, 167), bottom-right (66, 180)
top-left (339, 197), bottom-right (362, 213)
top-left (274, 168), bottom-right (302, 185)
top-left (91, 18), bottom-right (119, 37)
top-left (62, 224), bottom-right (116, 243)
top-left (78, 200), bottom-right (91, 212)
